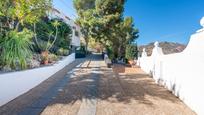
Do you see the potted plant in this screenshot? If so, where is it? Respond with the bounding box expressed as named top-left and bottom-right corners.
top-left (34, 20), bottom-right (60, 65)
top-left (41, 51), bottom-right (49, 64)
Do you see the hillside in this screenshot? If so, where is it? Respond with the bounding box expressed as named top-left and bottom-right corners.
top-left (138, 42), bottom-right (186, 56)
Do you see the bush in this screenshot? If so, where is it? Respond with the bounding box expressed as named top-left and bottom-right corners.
top-left (125, 44), bottom-right (138, 60)
top-left (63, 49), bottom-right (69, 56)
top-left (48, 53), bottom-right (58, 63)
top-left (57, 48), bottom-right (64, 56)
top-left (56, 20), bottom-right (72, 49)
top-left (56, 48), bottom-right (69, 56)
top-left (0, 29), bottom-right (33, 69)
top-left (37, 40), bottom-right (52, 52)
top-left (106, 47), bottom-right (114, 60)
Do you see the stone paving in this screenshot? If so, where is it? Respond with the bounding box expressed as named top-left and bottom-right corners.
top-left (96, 64), bottom-right (196, 115)
top-left (0, 58), bottom-right (85, 115)
top-left (0, 54), bottom-right (196, 115)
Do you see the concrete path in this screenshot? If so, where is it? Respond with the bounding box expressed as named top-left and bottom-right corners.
top-left (0, 54), bottom-right (196, 115)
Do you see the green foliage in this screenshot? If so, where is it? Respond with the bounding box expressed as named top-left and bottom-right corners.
top-left (57, 48), bottom-right (64, 56)
top-left (48, 53), bottom-right (58, 63)
top-left (55, 20), bottom-right (72, 49)
top-left (0, 0), bottom-right (14, 37)
top-left (0, 0), bottom-right (51, 31)
top-left (14, 0), bottom-right (50, 25)
top-left (113, 17), bottom-right (139, 58)
top-left (74, 0), bottom-right (139, 59)
top-left (34, 18), bottom-right (71, 52)
top-left (0, 29), bottom-right (33, 69)
top-left (125, 44), bottom-right (138, 60)
top-left (57, 48), bottom-right (69, 56)
top-left (37, 40), bottom-right (52, 51)
top-left (0, 0), bottom-right (53, 70)
top-left (63, 49), bottom-right (69, 56)
top-left (106, 46), bottom-right (114, 60)
top-left (0, 0), bottom-right (73, 70)
top-left (74, 0), bottom-right (96, 51)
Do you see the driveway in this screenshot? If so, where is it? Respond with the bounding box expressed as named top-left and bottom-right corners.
top-left (0, 54), bottom-right (195, 115)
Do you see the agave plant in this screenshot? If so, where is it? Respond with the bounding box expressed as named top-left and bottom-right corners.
top-left (33, 19), bottom-right (60, 65)
top-left (0, 29), bottom-right (33, 70)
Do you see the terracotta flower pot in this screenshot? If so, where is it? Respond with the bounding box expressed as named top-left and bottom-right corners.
top-left (41, 51), bottom-right (49, 65)
top-left (128, 59), bottom-right (135, 67)
top-left (41, 51), bottom-right (48, 57)
top-left (128, 60), bottom-right (134, 65)
top-left (43, 60), bottom-right (49, 65)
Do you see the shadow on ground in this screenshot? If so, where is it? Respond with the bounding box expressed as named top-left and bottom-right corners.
top-left (45, 54), bottom-right (182, 108)
top-left (0, 54), bottom-right (194, 115)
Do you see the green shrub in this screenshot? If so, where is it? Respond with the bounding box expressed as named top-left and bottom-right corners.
top-left (48, 53), bottom-right (58, 63)
top-left (34, 19), bottom-right (72, 51)
top-left (57, 48), bottom-right (64, 56)
top-left (37, 40), bottom-right (52, 52)
top-left (63, 49), bottom-right (69, 56)
top-left (0, 29), bottom-right (33, 69)
top-left (57, 48), bottom-right (69, 56)
top-left (106, 46), bottom-right (114, 60)
top-left (125, 44), bottom-right (138, 60)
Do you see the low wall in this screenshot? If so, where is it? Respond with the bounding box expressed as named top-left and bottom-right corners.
top-left (0, 53), bottom-right (75, 106)
top-left (138, 18), bottom-right (204, 115)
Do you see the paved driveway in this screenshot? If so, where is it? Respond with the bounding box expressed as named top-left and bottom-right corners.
top-left (0, 54), bottom-right (195, 115)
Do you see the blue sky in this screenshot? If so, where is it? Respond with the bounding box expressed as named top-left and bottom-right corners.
top-left (53, 0), bottom-right (77, 20)
top-left (53, 0), bottom-right (204, 45)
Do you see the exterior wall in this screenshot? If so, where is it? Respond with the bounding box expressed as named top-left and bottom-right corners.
top-left (71, 26), bottom-right (81, 47)
top-left (0, 53), bottom-right (75, 106)
top-left (138, 17), bottom-right (204, 115)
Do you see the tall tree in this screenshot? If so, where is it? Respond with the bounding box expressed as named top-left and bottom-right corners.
top-left (116, 17), bottom-right (139, 58)
top-left (74, 0), bottom-right (139, 60)
top-left (0, 0), bottom-right (51, 32)
top-left (73, 0), bottom-right (95, 52)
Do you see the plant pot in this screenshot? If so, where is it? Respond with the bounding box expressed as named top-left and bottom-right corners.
top-left (41, 51), bottom-right (49, 57)
top-left (43, 60), bottom-right (49, 65)
top-left (128, 60), bottom-right (134, 67)
top-left (41, 51), bottom-right (49, 65)
top-left (128, 60), bottom-right (134, 65)
top-left (107, 63), bottom-right (112, 68)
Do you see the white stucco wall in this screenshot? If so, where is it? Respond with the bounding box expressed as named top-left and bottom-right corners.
top-left (71, 27), bottom-right (81, 47)
top-left (0, 53), bottom-right (75, 106)
top-left (138, 17), bottom-right (204, 115)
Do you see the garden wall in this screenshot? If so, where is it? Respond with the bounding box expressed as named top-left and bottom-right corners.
top-left (0, 53), bottom-right (75, 106)
top-left (137, 18), bottom-right (204, 115)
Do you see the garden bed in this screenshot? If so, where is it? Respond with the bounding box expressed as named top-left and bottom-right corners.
top-left (0, 53), bottom-right (75, 106)
top-left (0, 54), bottom-right (65, 74)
